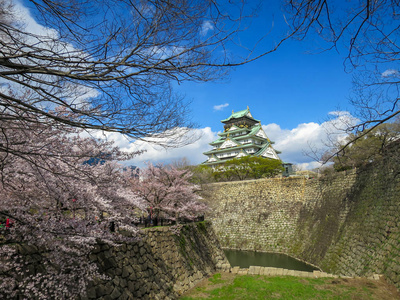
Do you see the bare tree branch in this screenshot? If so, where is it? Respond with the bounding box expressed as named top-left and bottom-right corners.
top-left (284, 0), bottom-right (400, 163)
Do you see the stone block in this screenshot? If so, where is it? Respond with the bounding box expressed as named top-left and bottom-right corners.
top-left (95, 284), bottom-right (111, 298)
top-left (119, 290), bottom-right (134, 300)
top-left (287, 270), bottom-right (295, 276)
top-left (373, 274), bottom-right (381, 280)
top-left (86, 286), bottom-right (97, 299)
top-left (107, 268), bottom-right (116, 277)
top-left (137, 285), bottom-right (147, 298)
top-left (139, 246), bottom-right (146, 256)
top-left (104, 250), bottom-right (113, 259)
top-left (263, 267), bottom-right (274, 275)
top-left (91, 244), bottom-right (102, 254)
top-left (276, 268), bottom-right (284, 276)
top-left (270, 268), bottom-right (281, 276)
top-left (119, 278), bottom-right (127, 288)
top-left (292, 271), bottom-right (302, 277)
top-left (238, 268), bottom-right (248, 275)
top-left (313, 270), bottom-right (322, 278)
top-left (127, 280), bottom-right (136, 292)
top-left (88, 254), bottom-right (98, 262)
top-left (282, 269), bottom-right (289, 275)
top-left (221, 263), bottom-right (231, 271)
top-left (248, 266), bottom-right (256, 275)
top-left (110, 287), bottom-right (122, 300)
top-left (102, 257), bottom-right (116, 270)
top-left (115, 267), bottom-right (122, 276)
top-left (121, 266), bottom-right (130, 278)
top-left (112, 277), bottom-right (120, 287)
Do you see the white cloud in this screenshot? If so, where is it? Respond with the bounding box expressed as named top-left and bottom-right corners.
top-left (200, 20), bottom-right (214, 36)
top-left (12, 1), bottom-right (59, 38)
top-left (87, 111), bottom-right (357, 171)
top-left (4, 1), bottom-right (99, 108)
top-left (295, 161), bottom-right (323, 170)
top-left (263, 111), bottom-right (357, 170)
top-left (263, 122), bottom-right (323, 167)
top-left (382, 69), bottom-right (399, 78)
top-left (89, 127), bottom-right (218, 167)
top-left (213, 103), bottom-right (229, 111)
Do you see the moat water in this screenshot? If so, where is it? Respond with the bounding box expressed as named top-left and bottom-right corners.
top-left (224, 249), bottom-right (318, 272)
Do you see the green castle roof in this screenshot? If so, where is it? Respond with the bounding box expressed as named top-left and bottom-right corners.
top-left (211, 124), bottom-right (270, 145)
top-left (203, 140), bottom-right (270, 155)
top-left (221, 107), bottom-right (260, 123)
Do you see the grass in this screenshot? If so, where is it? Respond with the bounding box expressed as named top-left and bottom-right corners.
top-left (180, 273), bottom-right (400, 300)
top-left (208, 273), bottom-right (224, 284)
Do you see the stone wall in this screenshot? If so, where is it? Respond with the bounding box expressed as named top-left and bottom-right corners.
top-left (85, 222), bottom-right (229, 300)
top-left (201, 143), bottom-right (400, 289)
top-left (201, 175), bottom-right (355, 255)
top-left (4, 222), bottom-right (229, 299)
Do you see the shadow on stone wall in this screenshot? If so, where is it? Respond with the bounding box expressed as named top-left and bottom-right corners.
top-left (2, 222), bottom-right (229, 299)
top-left (84, 222), bottom-right (229, 300)
top-left (202, 142), bottom-right (400, 290)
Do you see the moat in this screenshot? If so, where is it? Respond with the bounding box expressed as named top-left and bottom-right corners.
top-left (224, 249), bottom-right (318, 272)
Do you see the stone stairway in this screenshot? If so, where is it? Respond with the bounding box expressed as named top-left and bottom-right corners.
top-left (217, 264), bottom-right (382, 280)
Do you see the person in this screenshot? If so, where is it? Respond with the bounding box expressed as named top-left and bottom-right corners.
top-left (109, 221), bottom-right (115, 232)
top-left (153, 215), bottom-right (158, 226)
top-left (146, 213), bottom-right (151, 227)
top-left (145, 206), bottom-right (153, 227)
top-left (140, 215), bottom-right (144, 226)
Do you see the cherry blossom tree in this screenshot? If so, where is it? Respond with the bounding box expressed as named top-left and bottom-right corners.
top-left (130, 163), bottom-right (208, 223)
top-left (0, 105), bottom-right (142, 299)
top-left (0, 100), bottom-right (209, 298)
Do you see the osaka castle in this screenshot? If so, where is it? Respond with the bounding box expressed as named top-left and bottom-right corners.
top-left (202, 107), bottom-right (281, 167)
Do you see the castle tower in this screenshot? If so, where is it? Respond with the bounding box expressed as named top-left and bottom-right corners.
top-left (202, 107), bottom-right (281, 166)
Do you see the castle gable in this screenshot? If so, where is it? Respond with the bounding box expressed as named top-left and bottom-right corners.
top-left (257, 145), bottom-right (280, 160)
top-left (219, 138), bottom-right (239, 149)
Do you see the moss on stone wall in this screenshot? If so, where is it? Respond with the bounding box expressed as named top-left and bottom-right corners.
top-left (201, 143), bottom-right (400, 289)
top-left (3, 222), bottom-right (230, 299)
top-left (85, 222), bottom-right (230, 299)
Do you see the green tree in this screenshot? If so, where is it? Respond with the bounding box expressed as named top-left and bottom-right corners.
top-left (189, 164), bottom-right (215, 185)
top-left (333, 122), bottom-right (400, 171)
top-left (213, 157), bottom-right (284, 181)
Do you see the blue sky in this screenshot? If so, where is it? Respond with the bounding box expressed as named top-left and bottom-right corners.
top-left (15, 0), bottom-right (360, 170)
top-left (117, 2), bottom-right (357, 169)
top-left (180, 42), bottom-right (354, 131)
top-left (180, 1), bottom-right (355, 131)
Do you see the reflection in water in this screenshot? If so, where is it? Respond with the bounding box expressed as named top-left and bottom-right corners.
top-left (224, 249), bottom-right (318, 272)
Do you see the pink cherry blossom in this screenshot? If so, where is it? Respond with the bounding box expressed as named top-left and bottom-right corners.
top-left (130, 163), bottom-right (208, 221)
